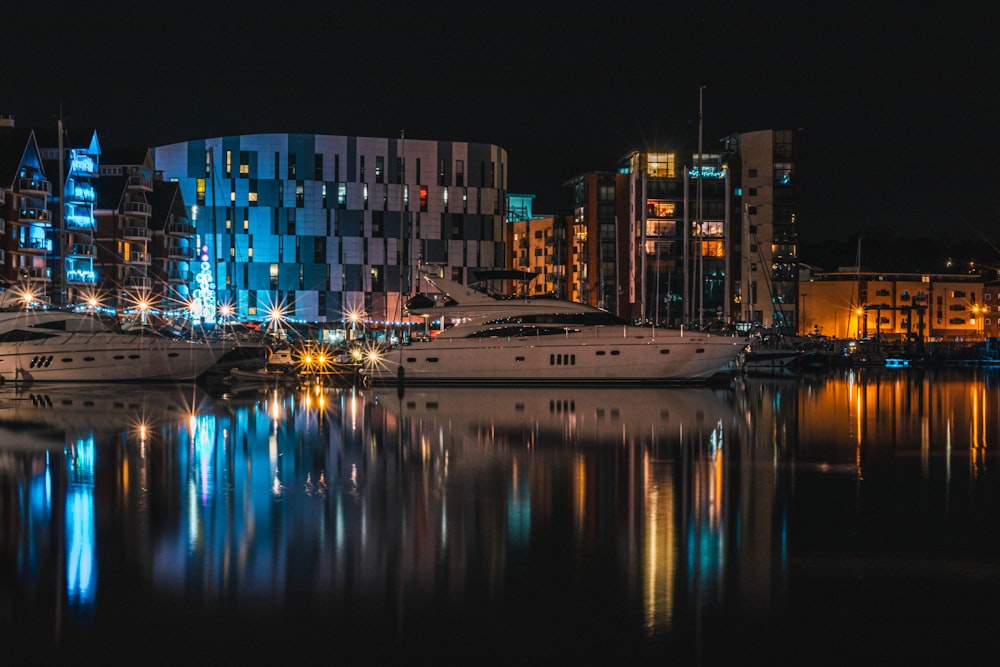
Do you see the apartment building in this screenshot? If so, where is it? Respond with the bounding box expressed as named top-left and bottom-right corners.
top-left (0, 119), bottom-right (51, 295)
top-left (153, 133), bottom-right (508, 324)
top-left (730, 129), bottom-right (800, 331)
top-left (507, 193), bottom-right (569, 297)
top-left (799, 271), bottom-right (987, 341)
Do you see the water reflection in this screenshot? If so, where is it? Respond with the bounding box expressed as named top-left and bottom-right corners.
top-left (1, 369), bottom-right (999, 663)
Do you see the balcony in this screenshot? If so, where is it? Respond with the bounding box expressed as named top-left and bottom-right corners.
top-left (67, 268), bottom-right (97, 284)
top-left (127, 173), bottom-right (153, 191)
top-left (17, 177), bottom-right (50, 196)
top-left (18, 266), bottom-right (49, 281)
top-left (69, 243), bottom-right (97, 257)
top-left (126, 252), bottom-right (151, 265)
top-left (167, 221), bottom-right (195, 236)
top-left (125, 277), bottom-right (152, 289)
top-left (18, 238), bottom-right (48, 254)
top-left (167, 245), bottom-right (194, 259)
top-left (167, 269), bottom-right (193, 283)
top-left (123, 226), bottom-right (152, 240)
top-left (18, 207), bottom-right (51, 223)
top-left (123, 200), bottom-right (151, 216)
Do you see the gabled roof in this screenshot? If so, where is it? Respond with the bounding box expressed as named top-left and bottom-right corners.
top-left (0, 126), bottom-right (42, 188)
top-left (149, 180), bottom-right (185, 231)
top-left (95, 174), bottom-right (128, 210)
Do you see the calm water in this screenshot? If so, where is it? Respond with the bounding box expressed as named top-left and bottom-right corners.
top-left (2, 367), bottom-right (999, 665)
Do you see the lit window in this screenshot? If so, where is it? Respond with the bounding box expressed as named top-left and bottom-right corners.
top-left (646, 153), bottom-right (675, 178)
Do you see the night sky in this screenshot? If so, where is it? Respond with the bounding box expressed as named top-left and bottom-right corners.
top-left (5, 1), bottom-right (997, 242)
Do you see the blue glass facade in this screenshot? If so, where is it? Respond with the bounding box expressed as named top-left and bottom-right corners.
top-left (154, 134), bottom-right (508, 324)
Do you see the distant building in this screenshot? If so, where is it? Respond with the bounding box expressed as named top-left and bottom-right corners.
top-left (984, 282), bottom-right (1000, 339)
top-left (564, 130), bottom-right (800, 328)
top-left (36, 124), bottom-right (100, 305)
top-left (728, 129), bottom-right (800, 331)
top-left (507, 194), bottom-right (569, 297)
top-left (154, 134), bottom-right (508, 324)
top-left (799, 270), bottom-right (986, 341)
top-left (563, 172), bottom-right (622, 313)
top-left (0, 118), bottom-right (51, 294)
top-left (567, 150), bottom-right (729, 325)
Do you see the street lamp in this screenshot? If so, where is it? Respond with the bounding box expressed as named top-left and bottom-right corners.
top-left (971, 303), bottom-right (985, 341)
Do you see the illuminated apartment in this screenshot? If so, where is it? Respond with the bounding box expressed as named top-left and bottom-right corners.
top-left (0, 118), bottom-right (52, 293)
top-left (507, 193), bottom-right (568, 297)
top-left (613, 149), bottom-right (729, 325)
top-left (729, 129), bottom-right (800, 331)
top-left (154, 134), bottom-right (508, 324)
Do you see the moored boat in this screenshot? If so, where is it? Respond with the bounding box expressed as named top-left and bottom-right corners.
top-left (0, 307), bottom-right (230, 383)
top-left (362, 269), bottom-right (748, 386)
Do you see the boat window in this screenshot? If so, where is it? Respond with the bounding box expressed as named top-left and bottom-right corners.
top-left (168, 353), bottom-right (180, 358)
top-left (659, 349), bottom-right (670, 354)
top-left (0, 330), bottom-right (57, 342)
top-left (515, 356), bottom-right (525, 362)
top-left (129, 354), bottom-right (140, 359)
top-left (696, 348), bottom-right (705, 353)
top-left (484, 312), bottom-right (625, 327)
top-left (610, 350), bottom-right (620, 356)
top-left (425, 357), bottom-right (439, 363)
top-left (114, 355), bottom-right (126, 360)
top-left (84, 357), bottom-right (95, 361)
top-left (468, 325), bottom-right (580, 338)
top-left (595, 350), bottom-right (606, 356)
top-left (32, 320), bottom-right (68, 331)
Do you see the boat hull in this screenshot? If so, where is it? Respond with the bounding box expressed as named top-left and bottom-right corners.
top-left (364, 330), bottom-right (746, 386)
top-left (1, 335), bottom-right (225, 382)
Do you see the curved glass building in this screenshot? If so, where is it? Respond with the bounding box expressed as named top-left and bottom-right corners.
top-left (154, 134), bottom-right (508, 325)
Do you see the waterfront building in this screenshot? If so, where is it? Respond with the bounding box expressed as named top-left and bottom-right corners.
top-left (0, 118), bottom-right (51, 293)
top-left (799, 270), bottom-right (986, 341)
top-left (36, 124), bottom-right (100, 305)
top-left (507, 193), bottom-right (570, 297)
top-left (94, 148), bottom-right (196, 316)
top-left (612, 149), bottom-right (729, 325)
top-left (563, 172), bottom-right (624, 314)
top-left (728, 129), bottom-right (800, 331)
top-left (153, 134), bottom-right (508, 325)
top-left (983, 281), bottom-right (1000, 339)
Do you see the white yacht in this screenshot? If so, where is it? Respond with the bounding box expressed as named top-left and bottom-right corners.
top-left (0, 308), bottom-right (229, 383)
top-left (362, 269), bottom-right (747, 386)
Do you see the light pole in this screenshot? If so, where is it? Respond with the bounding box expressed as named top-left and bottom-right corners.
top-left (972, 303), bottom-right (984, 341)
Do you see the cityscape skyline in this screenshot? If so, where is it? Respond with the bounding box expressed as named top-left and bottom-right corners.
top-left (5, 2), bottom-right (995, 244)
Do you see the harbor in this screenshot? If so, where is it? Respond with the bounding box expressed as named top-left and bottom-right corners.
top-left (2, 367), bottom-right (999, 664)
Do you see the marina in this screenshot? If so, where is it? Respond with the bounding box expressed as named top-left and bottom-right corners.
top-left (2, 367), bottom-right (999, 663)
top-left (362, 269), bottom-right (748, 386)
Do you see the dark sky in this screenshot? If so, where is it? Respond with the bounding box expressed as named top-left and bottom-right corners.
top-left (6, 1), bottom-right (997, 242)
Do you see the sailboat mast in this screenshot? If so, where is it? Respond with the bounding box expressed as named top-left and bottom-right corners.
top-left (399, 130), bottom-right (407, 335)
top-left (56, 114), bottom-right (65, 306)
top-left (743, 203), bottom-right (753, 323)
top-left (697, 85), bottom-right (705, 326)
